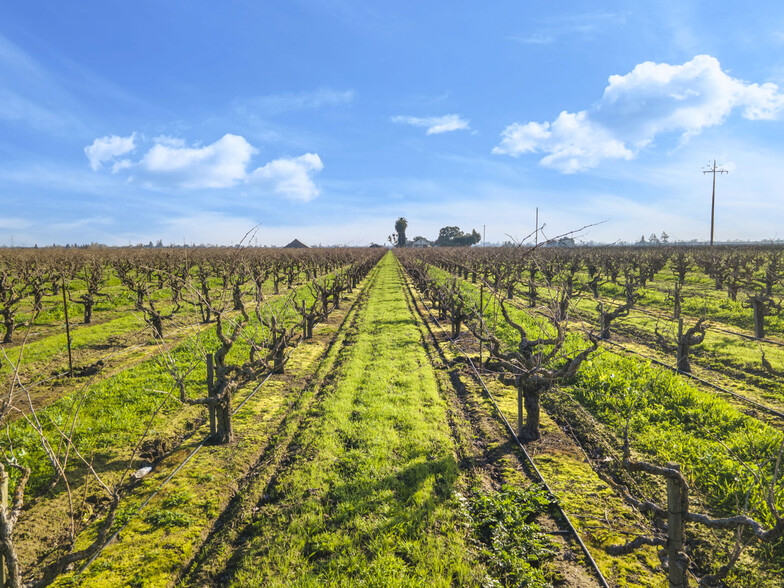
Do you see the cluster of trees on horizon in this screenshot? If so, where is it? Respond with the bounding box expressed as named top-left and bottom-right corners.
top-left (389, 217), bottom-right (481, 248)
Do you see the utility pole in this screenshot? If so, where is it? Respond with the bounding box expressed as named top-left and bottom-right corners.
top-left (703, 160), bottom-right (728, 246)
top-left (483, 224), bottom-right (486, 247)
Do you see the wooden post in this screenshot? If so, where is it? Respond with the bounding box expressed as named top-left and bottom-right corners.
top-left (206, 353), bottom-right (216, 436)
top-left (666, 462), bottom-right (687, 588)
top-left (517, 379), bottom-right (524, 439)
top-left (302, 300), bottom-right (307, 339)
top-left (676, 318), bottom-right (684, 370)
top-left (1, 466), bottom-right (7, 587)
top-left (62, 279), bottom-right (73, 378)
top-left (599, 302), bottom-right (605, 339)
top-left (752, 299), bottom-right (765, 339)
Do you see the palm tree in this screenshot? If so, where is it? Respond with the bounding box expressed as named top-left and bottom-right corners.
top-left (394, 217), bottom-right (408, 247)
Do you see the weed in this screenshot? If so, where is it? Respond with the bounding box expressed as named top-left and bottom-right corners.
top-left (459, 485), bottom-right (557, 587)
top-left (144, 509), bottom-right (194, 528)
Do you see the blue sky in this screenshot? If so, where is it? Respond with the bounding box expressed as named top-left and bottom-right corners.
top-left (2, 1), bottom-right (784, 246)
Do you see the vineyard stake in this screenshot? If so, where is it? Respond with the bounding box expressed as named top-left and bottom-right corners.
top-left (517, 378), bottom-right (524, 438)
top-left (676, 318), bottom-right (684, 370)
top-left (667, 462), bottom-right (687, 588)
top-left (599, 302), bottom-right (604, 338)
top-left (1, 467), bottom-right (7, 587)
top-left (206, 353), bottom-right (216, 436)
top-left (479, 285), bottom-right (483, 373)
top-left (61, 278), bottom-right (73, 378)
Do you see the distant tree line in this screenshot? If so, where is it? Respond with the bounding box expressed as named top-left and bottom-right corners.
top-left (391, 218), bottom-right (480, 248)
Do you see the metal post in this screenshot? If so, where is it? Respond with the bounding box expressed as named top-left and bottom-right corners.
top-left (62, 278), bottom-right (73, 378)
top-left (535, 207), bottom-right (539, 246)
top-left (479, 285), bottom-right (484, 373)
top-left (666, 462), bottom-right (687, 588)
top-left (1, 466), bottom-right (7, 587)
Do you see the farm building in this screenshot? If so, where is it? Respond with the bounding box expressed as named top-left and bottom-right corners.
top-left (409, 236), bottom-right (432, 248)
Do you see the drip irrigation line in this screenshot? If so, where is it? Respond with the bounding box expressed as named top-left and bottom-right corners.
top-left (403, 270), bottom-right (611, 588)
top-left (78, 264), bottom-right (379, 575)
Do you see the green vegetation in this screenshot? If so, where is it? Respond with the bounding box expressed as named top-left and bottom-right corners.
top-left (5, 245), bottom-right (784, 587)
top-left (227, 253), bottom-right (484, 585)
top-left (460, 485), bottom-right (557, 587)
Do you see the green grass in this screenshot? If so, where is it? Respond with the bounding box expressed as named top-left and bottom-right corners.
top-left (423, 258), bottom-right (784, 585)
top-left (48, 261), bottom-right (379, 587)
top-left (3, 264), bottom-right (360, 497)
top-left (226, 254), bottom-right (503, 586)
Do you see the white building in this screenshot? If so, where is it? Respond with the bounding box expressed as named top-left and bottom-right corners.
top-left (410, 236), bottom-right (432, 248)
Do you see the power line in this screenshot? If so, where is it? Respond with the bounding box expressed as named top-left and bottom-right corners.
top-left (703, 159), bottom-right (728, 246)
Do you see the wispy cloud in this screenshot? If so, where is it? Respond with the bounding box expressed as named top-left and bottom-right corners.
top-left (0, 34), bottom-right (86, 134)
top-left (236, 88), bottom-right (355, 116)
top-left (392, 114), bottom-right (470, 134)
top-left (0, 217), bottom-right (32, 231)
top-left (494, 55), bottom-right (784, 173)
top-left (510, 10), bottom-right (628, 44)
top-left (511, 32), bottom-right (555, 45)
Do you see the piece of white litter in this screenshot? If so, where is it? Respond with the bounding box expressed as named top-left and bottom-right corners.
top-left (132, 466), bottom-right (153, 479)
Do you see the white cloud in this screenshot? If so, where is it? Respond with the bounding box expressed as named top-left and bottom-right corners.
top-left (494, 111), bottom-right (633, 173)
top-left (247, 153), bottom-right (324, 201)
top-left (86, 133), bottom-right (324, 199)
top-left (392, 114), bottom-right (470, 134)
top-left (495, 55), bottom-right (784, 172)
top-left (84, 133), bottom-right (136, 171)
top-left (139, 133), bottom-right (255, 189)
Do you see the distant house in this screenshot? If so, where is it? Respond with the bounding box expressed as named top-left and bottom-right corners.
top-left (410, 236), bottom-right (432, 248)
top-left (283, 238), bottom-right (309, 249)
top-left (544, 236), bottom-right (575, 248)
